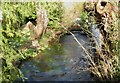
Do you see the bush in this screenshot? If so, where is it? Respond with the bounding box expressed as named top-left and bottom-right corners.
top-left (1, 2), bottom-right (64, 82)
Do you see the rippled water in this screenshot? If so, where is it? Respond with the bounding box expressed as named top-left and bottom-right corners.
top-left (19, 31), bottom-right (94, 82)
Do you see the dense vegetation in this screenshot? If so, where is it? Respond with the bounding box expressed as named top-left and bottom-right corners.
top-left (1, 2), bottom-right (64, 82)
top-left (1, 1), bottom-right (119, 82)
top-left (84, 1), bottom-right (120, 81)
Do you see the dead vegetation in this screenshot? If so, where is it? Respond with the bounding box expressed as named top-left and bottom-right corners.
top-left (84, 0), bottom-right (119, 80)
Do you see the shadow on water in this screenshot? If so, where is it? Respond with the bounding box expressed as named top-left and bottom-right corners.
top-left (19, 31), bottom-right (95, 82)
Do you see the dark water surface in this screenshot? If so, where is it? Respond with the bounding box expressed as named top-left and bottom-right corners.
top-left (20, 31), bottom-right (94, 81)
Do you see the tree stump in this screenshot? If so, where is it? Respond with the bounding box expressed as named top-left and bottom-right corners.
top-left (26, 7), bottom-right (49, 47)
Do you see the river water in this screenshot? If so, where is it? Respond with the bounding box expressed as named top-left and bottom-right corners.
top-left (19, 31), bottom-right (95, 82)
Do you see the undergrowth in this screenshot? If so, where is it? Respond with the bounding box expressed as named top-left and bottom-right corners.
top-left (83, 1), bottom-right (120, 81)
top-left (1, 2), bottom-right (64, 82)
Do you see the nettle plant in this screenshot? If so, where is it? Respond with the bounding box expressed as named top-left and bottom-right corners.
top-left (1, 2), bottom-right (37, 82)
top-left (1, 2), bottom-right (64, 82)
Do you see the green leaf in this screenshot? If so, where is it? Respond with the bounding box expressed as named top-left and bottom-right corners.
top-left (8, 33), bottom-right (14, 37)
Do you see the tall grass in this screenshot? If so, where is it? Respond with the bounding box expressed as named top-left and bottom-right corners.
top-left (82, 1), bottom-right (120, 81)
top-left (61, 0), bottom-right (119, 81)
